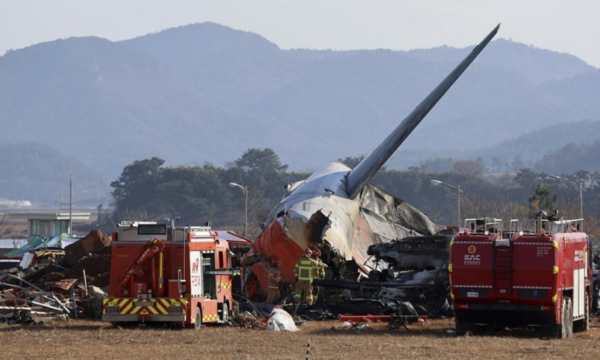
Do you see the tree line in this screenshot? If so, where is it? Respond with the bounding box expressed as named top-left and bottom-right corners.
top-left (103, 149), bottom-right (600, 247)
top-left (104, 149), bottom-right (308, 236)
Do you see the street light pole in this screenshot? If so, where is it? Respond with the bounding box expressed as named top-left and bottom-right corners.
top-left (579, 182), bottom-right (583, 224)
top-left (549, 175), bottom-right (584, 222)
top-left (229, 182), bottom-right (249, 238)
top-left (458, 184), bottom-right (461, 228)
top-left (431, 179), bottom-right (463, 227)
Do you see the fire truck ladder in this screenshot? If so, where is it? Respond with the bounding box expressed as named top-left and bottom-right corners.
top-left (492, 238), bottom-right (513, 294)
top-left (118, 238), bottom-right (166, 295)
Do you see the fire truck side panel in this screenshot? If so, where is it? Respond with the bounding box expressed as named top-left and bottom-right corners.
top-left (563, 235), bottom-right (588, 319)
top-left (450, 236), bottom-right (494, 300)
top-left (450, 230), bottom-right (591, 334)
top-left (189, 250), bottom-right (203, 298)
top-left (188, 298), bottom-right (219, 323)
top-left (512, 240), bottom-right (556, 296)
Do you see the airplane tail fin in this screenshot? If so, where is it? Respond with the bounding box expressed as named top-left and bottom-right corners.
top-left (346, 24), bottom-right (500, 199)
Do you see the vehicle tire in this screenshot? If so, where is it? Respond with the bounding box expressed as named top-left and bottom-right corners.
top-left (456, 321), bottom-right (483, 336)
top-left (456, 321), bottom-right (468, 336)
top-left (555, 297), bottom-right (569, 339)
top-left (232, 300), bottom-right (240, 318)
top-left (559, 296), bottom-right (573, 338)
top-left (195, 307), bottom-right (202, 330)
top-left (583, 296), bottom-right (590, 332)
top-left (566, 297), bottom-right (573, 338)
top-left (574, 296), bottom-right (590, 332)
top-left (221, 303), bottom-right (229, 323)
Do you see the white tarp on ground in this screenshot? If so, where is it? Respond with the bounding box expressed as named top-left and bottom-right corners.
top-left (266, 308), bottom-right (300, 332)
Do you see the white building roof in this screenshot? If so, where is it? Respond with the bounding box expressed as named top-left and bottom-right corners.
top-left (9, 212), bottom-right (91, 220)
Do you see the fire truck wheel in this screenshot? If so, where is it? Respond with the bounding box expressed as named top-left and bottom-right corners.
top-left (558, 297), bottom-right (573, 339)
top-left (195, 307), bottom-right (202, 330)
top-left (551, 297), bottom-right (568, 339)
top-left (583, 296), bottom-right (590, 331)
top-left (455, 321), bottom-right (483, 336)
top-left (574, 296), bottom-right (590, 332)
top-left (221, 303), bottom-right (229, 323)
top-left (455, 321), bottom-right (467, 336)
top-left (565, 297), bottom-right (573, 338)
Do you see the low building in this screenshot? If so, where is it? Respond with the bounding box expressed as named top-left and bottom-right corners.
top-left (9, 212), bottom-right (91, 239)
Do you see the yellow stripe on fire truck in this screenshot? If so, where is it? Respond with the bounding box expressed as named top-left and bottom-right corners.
top-left (220, 283), bottom-right (232, 289)
top-left (103, 298), bottom-right (187, 315)
top-left (203, 314), bottom-right (219, 322)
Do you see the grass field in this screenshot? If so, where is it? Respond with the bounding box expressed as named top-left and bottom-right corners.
top-left (2, 317), bottom-right (600, 360)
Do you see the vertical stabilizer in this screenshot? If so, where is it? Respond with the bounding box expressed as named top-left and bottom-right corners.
top-left (346, 24), bottom-right (500, 199)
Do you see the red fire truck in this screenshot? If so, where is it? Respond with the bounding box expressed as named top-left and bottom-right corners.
top-left (102, 221), bottom-right (243, 328)
top-left (450, 216), bottom-right (592, 338)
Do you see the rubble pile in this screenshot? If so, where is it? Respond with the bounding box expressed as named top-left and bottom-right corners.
top-left (26, 250), bottom-right (111, 289)
top-left (64, 230), bottom-right (111, 267)
top-left (0, 230), bottom-right (112, 324)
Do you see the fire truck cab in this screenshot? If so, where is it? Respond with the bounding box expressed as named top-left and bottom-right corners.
top-left (102, 221), bottom-right (236, 328)
top-left (450, 215), bottom-right (592, 338)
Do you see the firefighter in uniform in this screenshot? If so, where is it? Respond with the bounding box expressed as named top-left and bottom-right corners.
top-left (266, 257), bottom-right (282, 304)
top-left (294, 248), bottom-right (319, 305)
top-left (311, 248), bottom-right (326, 302)
top-left (311, 248), bottom-right (326, 278)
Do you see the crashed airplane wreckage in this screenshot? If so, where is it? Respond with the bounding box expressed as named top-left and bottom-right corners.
top-left (242, 24), bottom-right (500, 315)
top-left (310, 228), bottom-right (456, 317)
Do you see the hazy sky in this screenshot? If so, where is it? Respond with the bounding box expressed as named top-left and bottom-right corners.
top-left (1, 0), bottom-right (599, 68)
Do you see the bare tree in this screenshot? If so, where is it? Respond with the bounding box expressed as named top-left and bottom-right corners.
top-left (0, 212), bottom-right (22, 250)
top-left (0, 212), bottom-right (13, 238)
top-left (461, 192), bottom-right (529, 230)
top-left (453, 160), bottom-right (485, 178)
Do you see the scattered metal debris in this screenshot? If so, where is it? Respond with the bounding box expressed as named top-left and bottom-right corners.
top-left (0, 230), bottom-right (112, 325)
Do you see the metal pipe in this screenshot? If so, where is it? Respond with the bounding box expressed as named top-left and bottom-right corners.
top-left (0, 292), bottom-right (64, 312)
top-left (158, 250), bottom-right (164, 296)
top-left (0, 273), bottom-right (72, 315)
top-left (83, 269), bottom-right (88, 296)
top-left (151, 256), bottom-right (156, 294)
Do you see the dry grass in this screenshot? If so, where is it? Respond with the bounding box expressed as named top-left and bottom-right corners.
top-left (1, 317), bottom-right (600, 360)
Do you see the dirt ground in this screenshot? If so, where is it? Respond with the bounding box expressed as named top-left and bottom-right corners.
top-left (2, 317), bottom-right (600, 360)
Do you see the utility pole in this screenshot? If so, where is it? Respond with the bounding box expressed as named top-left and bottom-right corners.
top-left (549, 175), bottom-right (584, 230)
top-left (61, 175), bottom-right (73, 236)
top-left (69, 175), bottom-right (72, 236)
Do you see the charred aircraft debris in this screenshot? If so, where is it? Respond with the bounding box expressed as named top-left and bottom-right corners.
top-left (310, 231), bottom-right (455, 318)
top-left (241, 24), bottom-right (500, 316)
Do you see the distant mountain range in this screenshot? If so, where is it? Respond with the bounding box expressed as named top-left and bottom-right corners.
top-left (1, 22), bottom-right (599, 202)
top-left (0, 143), bottom-right (106, 204)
